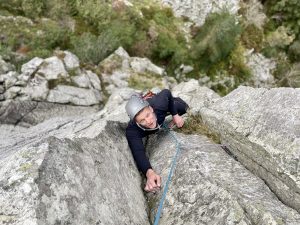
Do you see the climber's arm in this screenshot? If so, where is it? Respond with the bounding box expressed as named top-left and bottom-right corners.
top-left (126, 129), bottom-right (161, 192)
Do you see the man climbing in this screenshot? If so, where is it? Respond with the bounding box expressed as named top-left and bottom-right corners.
top-left (125, 89), bottom-right (189, 193)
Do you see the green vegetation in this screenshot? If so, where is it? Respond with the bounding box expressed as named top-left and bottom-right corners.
top-left (19, 162), bottom-right (32, 172)
top-left (128, 72), bottom-right (164, 91)
top-left (0, 16), bottom-right (69, 70)
top-left (264, 0), bottom-right (300, 38)
top-left (241, 24), bottom-right (264, 52)
top-left (2, 0), bottom-right (299, 94)
top-left (190, 12), bottom-right (242, 72)
top-left (177, 115), bottom-right (220, 143)
top-left (256, 0), bottom-right (300, 88)
top-left (187, 12), bottom-right (251, 95)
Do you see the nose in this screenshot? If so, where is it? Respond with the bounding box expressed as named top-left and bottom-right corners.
top-left (145, 117), bottom-right (152, 125)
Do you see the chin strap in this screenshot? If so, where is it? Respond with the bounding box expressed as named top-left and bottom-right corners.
top-left (136, 121), bottom-right (162, 131)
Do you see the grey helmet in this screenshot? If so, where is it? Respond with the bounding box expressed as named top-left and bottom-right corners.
top-left (125, 94), bottom-right (149, 120)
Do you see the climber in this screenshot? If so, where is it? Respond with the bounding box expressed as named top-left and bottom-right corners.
top-left (125, 89), bottom-right (189, 193)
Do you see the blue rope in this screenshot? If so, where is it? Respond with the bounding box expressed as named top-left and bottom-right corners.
top-left (153, 123), bottom-right (182, 225)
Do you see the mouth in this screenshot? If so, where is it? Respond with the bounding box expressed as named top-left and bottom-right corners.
top-left (149, 122), bottom-right (155, 127)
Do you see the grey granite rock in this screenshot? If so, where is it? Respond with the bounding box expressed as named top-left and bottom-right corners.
top-left (20, 57), bottom-right (44, 78)
top-left (0, 56), bottom-right (15, 74)
top-left (37, 56), bottom-right (68, 80)
top-left (0, 118), bottom-right (149, 225)
top-left (200, 86), bottom-right (300, 213)
top-left (0, 100), bottom-right (101, 127)
top-left (47, 85), bottom-right (102, 106)
top-left (62, 50), bottom-right (80, 71)
top-left (147, 131), bottom-right (300, 224)
top-left (23, 75), bottom-right (49, 101)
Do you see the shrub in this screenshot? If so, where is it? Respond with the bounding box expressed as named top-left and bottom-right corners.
top-left (21, 0), bottom-right (45, 18)
top-left (240, 24), bottom-right (264, 52)
top-left (190, 11), bottom-right (242, 72)
top-left (264, 0), bottom-right (300, 37)
top-left (272, 52), bottom-right (300, 88)
top-left (288, 39), bottom-right (300, 61)
top-left (0, 0), bottom-right (45, 18)
top-left (70, 32), bottom-right (115, 65)
top-left (151, 31), bottom-right (188, 71)
top-left (261, 26), bottom-right (295, 58)
top-left (272, 53), bottom-right (291, 82)
top-left (278, 64), bottom-right (300, 88)
top-left (0, 16), bottom-right (69, 51)
top-left (227, 43), bottom-right (252, 84)
top-left (141, 6), bottom-right (189, 74)
top-left (199, 43), bottom-right (252, 96)
top-left (31, 20), bottom-right (70, 50)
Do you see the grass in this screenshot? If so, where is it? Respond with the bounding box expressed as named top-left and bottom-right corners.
top-left (177, 115), bottom-right (220, 144)
top-left (127, 72), bottom-right (164, 91)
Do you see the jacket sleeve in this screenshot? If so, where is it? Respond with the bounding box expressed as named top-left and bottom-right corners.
top-left (126, 128), bottom-right (152, 176)
top-left (161, 89), bottom-right (178, 116)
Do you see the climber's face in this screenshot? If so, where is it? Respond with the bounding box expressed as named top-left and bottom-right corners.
top-left (135, 106), bottom-right (157, 129)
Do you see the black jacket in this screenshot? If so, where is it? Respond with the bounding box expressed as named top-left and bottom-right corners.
top-left (125, 89), bottom-right (188, 175)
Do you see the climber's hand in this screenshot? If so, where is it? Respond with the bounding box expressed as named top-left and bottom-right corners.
top-left (172, 114), bottom-right (184, 128)
top-left (145, 169), bottom-right (161, 193)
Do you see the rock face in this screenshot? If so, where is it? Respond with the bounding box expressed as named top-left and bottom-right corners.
top-left (200, 86), bottom-right (300, 213)
top-left (0, 89), bottom-right (150, 225)
top-left (159, 0), bottom-right (240, 26)
top-left (1, 79), bottom-right (300, 224)
top-left (147, 131), bottom-right (300, 224)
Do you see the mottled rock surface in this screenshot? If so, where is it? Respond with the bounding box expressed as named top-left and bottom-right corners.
top-left (1, 81), bottom-right (300, 225)
top-left (200, 86), bottom-right (300, 213)
top-left (0, 100), bottom-right (101, 127)
top-left (0, 99), bottom-right (149, 225)
top-left (147, 131), bottom-right (300, 224)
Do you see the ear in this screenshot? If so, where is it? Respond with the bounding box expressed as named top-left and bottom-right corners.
top-left (149, 106), bottom-right (154, 112)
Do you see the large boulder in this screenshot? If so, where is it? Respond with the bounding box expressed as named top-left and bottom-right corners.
top-left (146, 131), bottom-right (300, 224)
top-left (0, 88), bottom-right (149, 225)
top-left (0, 81), bottom-right (300, 225)
top-left (200, 86), bottom-right (300, 213)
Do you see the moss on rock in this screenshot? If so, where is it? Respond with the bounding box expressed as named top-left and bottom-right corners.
top-left (127, 72), bottom-right (164, 91)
